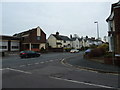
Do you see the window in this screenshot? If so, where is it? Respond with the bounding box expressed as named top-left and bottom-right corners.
top-left (31, 44), bottom-right (39, 48)
top-left (0, 46), bottom-right (7, 49)
top-left (64, 45), bottom-right (66, 47)
top-left (37, 36), bottom-right (41, 40)
top-left (64, 40), bottom-right (66, 43)
top-left (21, 37), bottom-right (25, 41)
top-left (12, 46), bottom-right (19, 49)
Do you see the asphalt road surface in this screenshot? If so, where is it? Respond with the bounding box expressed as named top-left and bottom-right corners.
top-left (1, 52), bottom-right (119, 89)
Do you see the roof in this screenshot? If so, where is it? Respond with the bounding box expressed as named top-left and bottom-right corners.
top-left (52, 34), bottom-right (71, 41)
top-left (13, 26), bottom-right (45, 37)
top-left (71, 37), bottom-right (82, 41)
top-left (106, 1), bottom-right (120, 22)
top-left (13, 28), bottom-right (35, 38)
top-left (0, 35), bottom-right (20, 40)
top-left (84, 38), bottom-right (103, 42)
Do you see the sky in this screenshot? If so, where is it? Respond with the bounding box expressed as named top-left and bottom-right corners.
top-left (1, 0), bottom-right (119, 39)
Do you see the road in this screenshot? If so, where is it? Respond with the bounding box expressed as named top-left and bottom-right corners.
top-left (1, 52), bottom-right (119, 89)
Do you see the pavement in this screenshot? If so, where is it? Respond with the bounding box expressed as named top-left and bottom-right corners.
top-left (62, 53), bottom-right (120, 75)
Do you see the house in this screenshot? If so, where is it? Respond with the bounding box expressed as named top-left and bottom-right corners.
top-left (82, 37), bottom-right (103, 47)
top-left (106, 1), bottom-right (120, 54)
top-left (13, 26), bottom-right (46, 51)
top-left (70, 37), bottom-right (83, 49)
top-left (47, 32), bottom-right (71, 49)
top-left (0, 35), bottom-right (20, 52)
top-left (103, 36), bottom-right (109, 43)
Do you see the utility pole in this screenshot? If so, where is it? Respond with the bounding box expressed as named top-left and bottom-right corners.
top-left (94, 21), bottom-right (99, 40)
top-left (94, 21), bottom-right (100, 46)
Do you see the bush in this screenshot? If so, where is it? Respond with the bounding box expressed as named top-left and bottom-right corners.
top-left (81, 46), bottom-right (85, 51)
top-left (84, 47), bottom-right (89, 50)
top-left (104, 52), bottom-right (113, 58)
top-left (64, 48), bottom-right (72, 52)
top-left (86, 47), bottom-right (107, 58)
top-left (90, 44), bottom-right (98, 49)
top-left (40, 47), bottom-right (46, 53)
top-left (97, 43), bottom-right (109, 52)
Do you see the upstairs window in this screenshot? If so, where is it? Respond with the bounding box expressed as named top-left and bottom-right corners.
top-left (21, 37), bottom-right (24, 41)
top-left (37, 36), bottom-right (41, 40)
top-left (64, 40), bottom-right (66, 43)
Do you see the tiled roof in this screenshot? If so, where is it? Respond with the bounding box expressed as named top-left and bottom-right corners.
top-left (71, 37), bottom-right (82, 41)
top-left (52, 34), bottom-right (71, 41)
top-left (0, 35), bottom-right (20, 40)
top-left (13, 26), bottom-right (45, 37)
top-left (13, 29), bottom-right (35, 37)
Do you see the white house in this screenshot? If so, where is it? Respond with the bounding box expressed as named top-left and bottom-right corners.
top-left (71, 37), bottom-right (83, 49)
top-left (0, 35), bottom-right (20, 52)
top-left (82, 37), bottom-right (103, 47)
top-left (47, 32), bottom-right (71, 48)
top-left (103, 36), bottom-right (109, 43)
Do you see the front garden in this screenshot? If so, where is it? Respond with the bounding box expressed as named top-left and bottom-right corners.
top-left (84, 43), bottom-right (120, 66)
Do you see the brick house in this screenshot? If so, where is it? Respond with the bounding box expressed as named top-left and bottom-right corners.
top-left (106, 1), bottom-right (120, 54)
top-left (13, 26), bottom-right (46, 51)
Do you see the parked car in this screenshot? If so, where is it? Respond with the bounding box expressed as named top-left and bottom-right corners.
top-left (84, 49), bottom-right (92, 54)
top-left (70, 49), bottom-right (79, 53)
top-left (20, 51), bottom-right (41, 58)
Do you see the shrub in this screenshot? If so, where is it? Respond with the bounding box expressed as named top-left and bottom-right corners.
top-left (81, 46), bottom-right (85, 51)
top-left (87, 47), bottom-right (107, 58)
top-left (40, 47), bottom-right (46, 53)
top-left (104, 52), bottom-right (113, 58)
top-left (97, 43), bottom-right (109, 52)
top-left (64, 48), bottom-right (72, 52)
top-left (84, 47), bottom-right (89, 50)
top-left (90, 44), bottom-right (98, 49)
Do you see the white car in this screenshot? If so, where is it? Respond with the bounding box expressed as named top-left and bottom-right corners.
top-left (70, 49), bottom-right (79, 53)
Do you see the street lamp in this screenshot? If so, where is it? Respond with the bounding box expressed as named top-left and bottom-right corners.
top-left (94, 21), bottom-right (99, 40)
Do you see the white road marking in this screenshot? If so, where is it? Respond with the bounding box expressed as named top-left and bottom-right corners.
top-left (19, 65), bottom-right (25, 67)
top-left (0, 68), bottom-right (8, 71)
top-left (40, 62), bottom-right (44, 64)
top-left (0, 69), bottom-right (3, 70)
top-left (21, 59), bottom-right (28, 60)
top-left (6, 68), bottom-right (32, 74)
top-left (50, 76), bottom-right (115, 89)
top-left (50, 60), bottom-right (53, 62)
top-left (35, 63), bottom-right (39, 64)
top-left (27, 64), bottom-right (32, 66)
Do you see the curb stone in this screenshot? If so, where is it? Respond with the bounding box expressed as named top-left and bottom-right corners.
top-left (61, 58), bottom-right (119, 75)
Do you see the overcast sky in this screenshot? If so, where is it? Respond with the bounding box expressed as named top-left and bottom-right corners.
top-left (1, 0), bottom-right (119, 39)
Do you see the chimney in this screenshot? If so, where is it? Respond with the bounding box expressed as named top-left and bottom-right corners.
top-left (70, 34), bottom-right (72, 39)
top-left (56, 32), bottom-right (59, 36)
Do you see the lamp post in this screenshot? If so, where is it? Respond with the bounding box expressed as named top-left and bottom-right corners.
top-left (94, 21), bottom-right (99, 40)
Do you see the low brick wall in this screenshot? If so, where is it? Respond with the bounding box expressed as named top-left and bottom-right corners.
top-left (103, 56), bottom-right (120, 66)
top-left (84, 54), bottom-right (120, 66)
